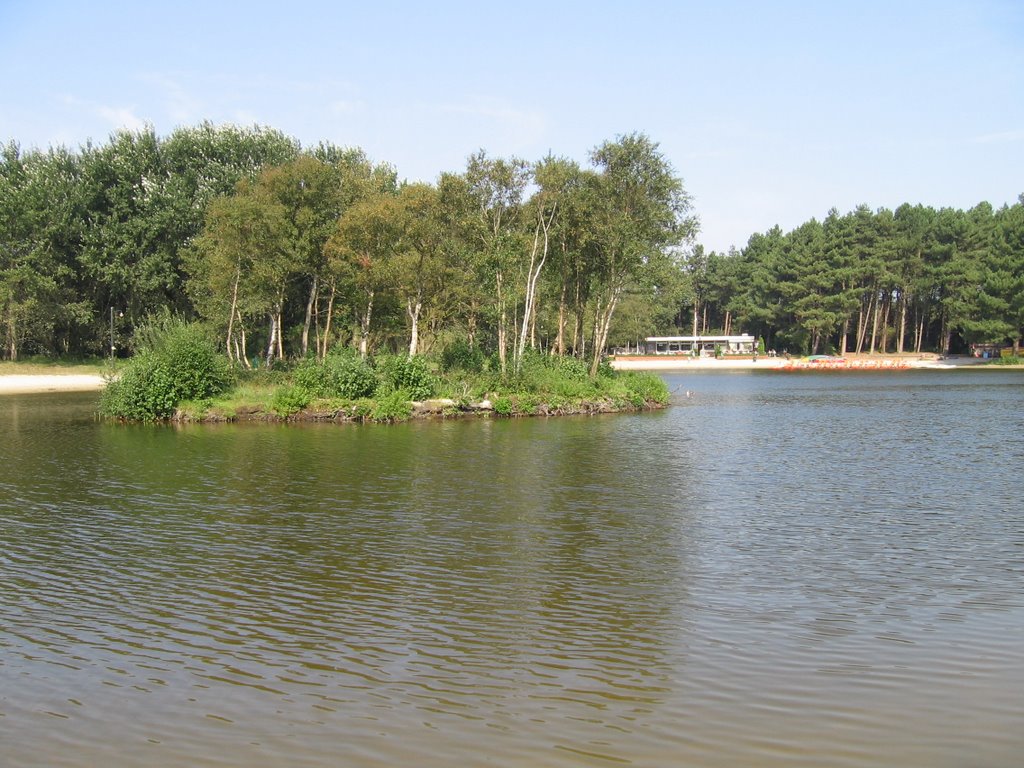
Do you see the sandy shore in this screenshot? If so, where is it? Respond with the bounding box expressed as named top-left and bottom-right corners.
top-left (610, 355), bottom-right (991, 371)
top-left (0, 374), bottom-right (106, 394)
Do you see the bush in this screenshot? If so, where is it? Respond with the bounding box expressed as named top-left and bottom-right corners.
top-left (100, 351), bottom-right (178, 421)
top-left (989, 355), bottom-right (1023, 366)
top-left (100, 319), bottom-right (232, 421)
top-left (293, 349), bottom-right (376, 399)
top-left (371, 388), bottom-right (413, 422)
top-left (440, 338), bottom-right (485, 373)
top-left (373, 354), bottom-right (436, 400)
top-left (621, 372), bottom-right (670, 405)
top-left (271, 385), bottom-right (311, 417)
top-left (492, 395), bottom-right (513, 416)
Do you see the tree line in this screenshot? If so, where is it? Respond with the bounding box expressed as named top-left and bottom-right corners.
top-left (687, 201), bottom-right (1024, 356)
top-left (2, 121), bottom-right (1021, 367)
top-left (1, 124), bottom-right (695, 375)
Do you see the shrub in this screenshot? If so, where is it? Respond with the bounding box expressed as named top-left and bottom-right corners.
top-left (440, 338), bottom-right (485, 373)
top-left (271, 385), bottom-right (311, 417)
top-left (492, 395), bottom-right (513, 416)
top-left (374, 354), bottom-right (436, 400)
top-left (371, 389), bottom-right (413, 422)
top-left (160, 325), bottom-right (233, 401)
top-left (100, 319), bottom-right (232, 421)
top-left (294, 350), bottom-right (376, 399)
top-left (100, 351), bottom-right (178, 421)
top-left (621, 372), bottom-right (670, 405)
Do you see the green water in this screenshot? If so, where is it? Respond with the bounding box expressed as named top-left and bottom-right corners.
top-left (2, 372), bottom-right (1023, 767)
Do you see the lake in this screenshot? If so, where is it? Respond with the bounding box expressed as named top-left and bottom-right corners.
top-left (2, 371), bottom-right (1022, 767)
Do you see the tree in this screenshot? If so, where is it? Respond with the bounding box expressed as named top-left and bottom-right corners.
top-left (965, 201), bottom-right (1022, 351)
top-left (325, 191), bottom-right (402, 358)
top-left (389, 183), bottom-right (452, 357)
top-left (186, 184), bottom-right (293, 367)
top-left (512, 156), bottom-right (579, 372)
top-left (928, 205), bottom-right (989, 354)
top-left (462, 151), bottom-right (530, 373)
top-left (586, 133), bottom-right (696, 375)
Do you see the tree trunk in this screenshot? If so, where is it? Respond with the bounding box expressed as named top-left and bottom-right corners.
top-left (515, 215), bottom-right (552, 372)
top-left (320, 283), bottom-right (336, 359)
top-left (590, 285), bottom-right (621, 377)
top-left (6, 316), bottom-right (17, 361)
top-left (277, 309), bottom-right (284, 361)
top-left (839, 318), bottom-right (849, 356)
top-left (856, 293), bottom-right (873, 354)
top-left (265, 313), bottom-right (278, 368)
top-left (226, 266), bottom-right (241, 362)
top-left (238, 311), bottom-right (251, 369)
top-left (359, 290), bottom-right (374, 359)
top-left (407, 294), bottom-right (422, 357)
top-left (555, 282), bottom-right (567, 356)
top-left (879, 294), bottom-right (891, 354)
top-left (301, 274), bottom-right (317, 359)
top-left (897, 292), bottom-right (907, 354)
top-left (496, 271), bottom-right (507, 374)
top-left (467, 301), bottom-right (477, 348)
top-left (869, 292), bottom-right (882, 354)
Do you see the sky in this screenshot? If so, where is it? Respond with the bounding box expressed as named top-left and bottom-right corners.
top-left (1, 0), bottom-right (1022, 253)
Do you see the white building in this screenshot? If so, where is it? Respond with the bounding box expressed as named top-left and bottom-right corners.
top-left (644, 335), bottom-right (756, 356)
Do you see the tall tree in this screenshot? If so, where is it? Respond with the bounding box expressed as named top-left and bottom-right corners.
top-left (186, 183), bottom-right (294, 367)
top-left (462, 151), bottom-right (530, 373)
top-left (586, 133), bottom-right (695, 375)
top-left (325, 191), bottom-right (402, 358)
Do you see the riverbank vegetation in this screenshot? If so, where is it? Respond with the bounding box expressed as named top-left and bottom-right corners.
top-left (99, 318), bottom-right (669, 422)
top-left (3, 122), bottom-right (1022, 374)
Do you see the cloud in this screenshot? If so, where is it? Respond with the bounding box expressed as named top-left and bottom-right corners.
top-left (435, 101), bottom-right (546, 143)
top-left (969, 130), bottom-right (1024, 145)
top-left (95, 106), bottom-right (147, 133)
top-left (330, 100), bottom-right (366, 116)
top-left (137, 73), bottom-right (202, 124)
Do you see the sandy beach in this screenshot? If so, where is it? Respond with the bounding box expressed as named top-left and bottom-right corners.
top-left (610, 355), bottom-right (990, 371)
top-left (0, 374), bottom-right (106, 394)
top-left (0, 355), bottom-right (1011, 396)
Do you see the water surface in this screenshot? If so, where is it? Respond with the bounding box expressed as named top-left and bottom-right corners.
top-left (2, 371), bottom-right (1022, 767)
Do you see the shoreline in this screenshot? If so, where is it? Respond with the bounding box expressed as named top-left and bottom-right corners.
top-left (2, 356), bottom-right (1021, 396)
top-left (609, 355), bottom-right (1013, 371)
top-left (0, 374), bottom-right (106, 395)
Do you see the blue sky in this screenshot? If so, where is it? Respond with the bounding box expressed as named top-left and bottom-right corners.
top-left (1, 0), bottom-right (1022, 252)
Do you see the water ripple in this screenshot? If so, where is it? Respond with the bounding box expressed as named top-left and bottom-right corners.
top-left (2, 378), bottom-right (1023, 767)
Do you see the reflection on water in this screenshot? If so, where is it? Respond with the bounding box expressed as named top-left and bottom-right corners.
top-left (2, 374), bottom-right (1023, 767)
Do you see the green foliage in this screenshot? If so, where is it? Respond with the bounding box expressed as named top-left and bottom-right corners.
top-left (373, 354), bottom-right (436, 400)
top-left (293, 349), bottom-right (376, 399)
top-left (620, 372), bottom-right (670, 405)
top-left (987, 355), bottom-right (1023, 365)
top-left (270, 385), bottom-right (311, 416)
top-left (440, 338), bottom-right (485, 372)
top-left (350, 398), bottom-right (375, 420)
top-left (5, 121), bottom-right (1022, 365)
top-left (100, 318), bottom-right (232, 420)
top-left (492, 395), bottom-right (513, 416)
top-left (99, 351), bottom-right (178, 421)
top-left (371, 388), bottom-right (413, 422)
